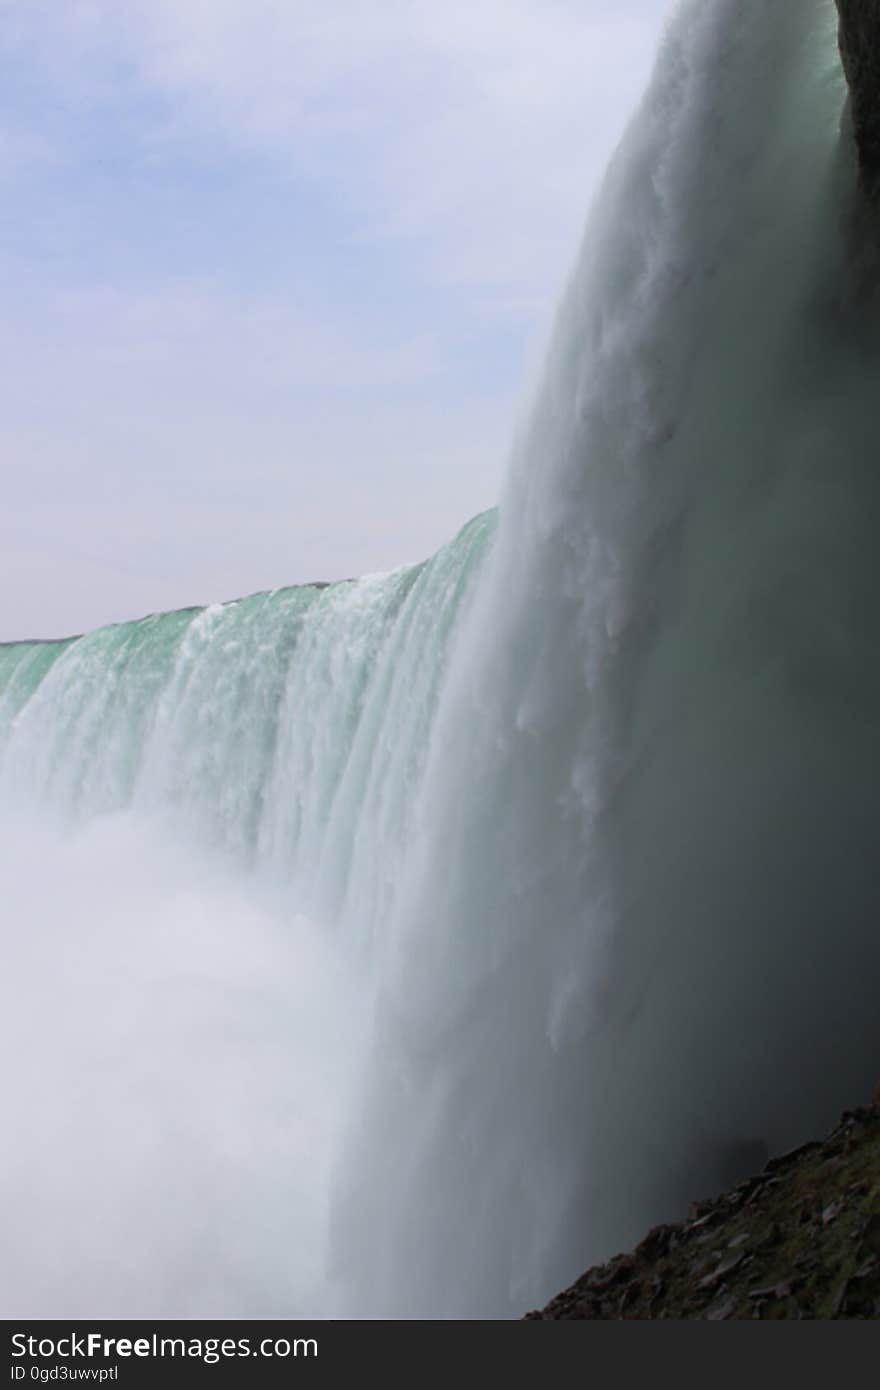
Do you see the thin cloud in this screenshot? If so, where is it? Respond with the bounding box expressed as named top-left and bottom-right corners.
top-left (4, 0), bottom-right (667, 309)
top-left (0, 1), bottom-right (672, 637)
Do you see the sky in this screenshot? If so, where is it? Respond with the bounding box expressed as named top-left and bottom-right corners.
top-left (1, 0), bottom-right (671, 640)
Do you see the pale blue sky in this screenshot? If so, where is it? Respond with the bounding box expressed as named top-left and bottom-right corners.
top-left (1, 0), bottom-right (670, 639)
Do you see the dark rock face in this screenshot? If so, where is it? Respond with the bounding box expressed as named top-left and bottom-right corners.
top-left (524, 1099), bottom-right (880, 1319)
top-left (836, 1), bottom-right (880, 199)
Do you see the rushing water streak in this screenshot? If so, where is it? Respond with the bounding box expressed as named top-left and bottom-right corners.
top-left (0, 511), bottom-right (493, 903)
top-left (3, 0), bottom-right (880, 1318)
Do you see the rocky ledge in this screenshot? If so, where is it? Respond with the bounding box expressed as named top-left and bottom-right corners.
top-left (525, 1098), bottom-right (880, 1319)
top-left (836, 0), bottom-right (880, 199)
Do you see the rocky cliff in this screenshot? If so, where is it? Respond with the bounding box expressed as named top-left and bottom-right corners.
top-left (525, 1098), bottom-right (880, 1319)
top-left (836, 0), bottom-right (880, 198)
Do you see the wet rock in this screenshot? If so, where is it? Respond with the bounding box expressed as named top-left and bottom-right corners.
top-left (858, 1214), bottom-right (880, 1254)
top-left (836, 1), bottom-right (880, 200)
top-left (524, 1093), bottom-right (880, 1320)
top-left (699, 1253), bottom-right (746, 1291)
top-left (705, 1295), bottom-right (737, 1321)
top-left (748, 1281), bottom-right (791, 1301)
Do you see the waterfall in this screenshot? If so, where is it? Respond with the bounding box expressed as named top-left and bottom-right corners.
top-left (3, 0), bottom-right (880, 1318)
